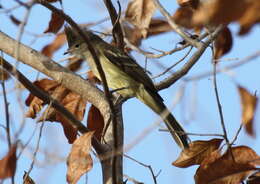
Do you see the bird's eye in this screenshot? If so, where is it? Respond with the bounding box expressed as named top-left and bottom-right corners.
top-left (75, 44), bottom-right (80, 48)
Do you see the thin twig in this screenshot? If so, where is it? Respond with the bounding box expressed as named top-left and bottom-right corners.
top-left (152, 46), bottom-right (193, 79)
top-left (0, 56), bottom-right (11, 149)
top-left (156, 26), bottom-right (223, 90)
top-left (230, 123), bottom-right (243, 146)
top-left (26, 121), bottom-right (44, 175)
top-left (184, 50), bottom-right (260, 81)
top-left (212, 58), bottom-right (230, 147)
top-left (124, 154), bottom-right (160, 184)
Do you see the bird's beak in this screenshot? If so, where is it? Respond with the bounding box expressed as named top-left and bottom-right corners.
top-left (64, 48), bottom-right (71, 55)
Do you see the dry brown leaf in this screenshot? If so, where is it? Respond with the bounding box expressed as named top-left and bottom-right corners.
top-left (122, 24), bottom-right (143, 47)
top-left (192, 0), bottom-right (247, 26)
top-left (177, 0), bottom-right (199, 8)
top-left (25, 79), bottom-right (60, 118)
top-left (0, 144), bottom-right (17, 179)
top-left (195, 146), bottom-right (260, 184)
top-left (25, 78), bottom-right (87, 143)
top-left (173, 138), bottom-right (223, 168)
top-left (238, 1), bottom-right (260, 35)
top-left (23, 171), bottom-right (35, 184)
top-left (41, 33), bottom-right (66, 58)
top-left (67, 57), bottom-right (84, 72)
top-left (192, 0), bottom-right (260, 35)
top-left (56, 92), bottom-right (86, 143)
top-left (147, 18), bottom-right (172, 36)
top-left (0, 68), bottom-right (10, 81)
top-left (125, 0), bottom-right (156, 37)
top-left (87, 105), bottom-right (104, 141)
top-left (67, 132), bottom-right (94, 184)
top-left (214, 26), bottom-right (233, 60)
top-left (238, 86), bottom-right (258, 137)
top-left (87, 71), bottom-right (101, 84)
top-left (173, 6), bottom-right (195, 29)
top-left (44, 12), bottom-right (64, 34)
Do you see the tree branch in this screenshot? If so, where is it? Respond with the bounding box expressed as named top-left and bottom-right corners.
top-left (156, 26), bottom-right (223, 90)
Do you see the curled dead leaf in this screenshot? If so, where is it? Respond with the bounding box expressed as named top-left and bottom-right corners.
top-left (214, 26), bottom-right (233, 60)
top-left (173, 138), bottom-right (223, 168)
top-left (41, 33), bottom-right (66, 58)
top-left (238, 85), bottom-right (258, 137)
top-left (192, 0), bottom-right (260, 35)
top-left (25, 78), bottom-right (87, 143)
top-left (87, 105), bottom-right (104, 141)
top-left (173, 6), bottom-right (196, 29)
top-left (195, 146), bottom-right (260, 184)
top-left (177, 0), bottom-right (199, 8)
top-left (44, 12), bottom-right (64, 34)
top-left (87, 70), bottom-right (101, 84)
top-left (0, 144), bottom-right (17, 179)
top-left (125, 0), bottom-right (156, 38)
top-left (67, 132), bottom-right (94, 184)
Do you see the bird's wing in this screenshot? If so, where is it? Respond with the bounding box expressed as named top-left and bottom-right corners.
top-left (102, 46), bottom-right (163, 101)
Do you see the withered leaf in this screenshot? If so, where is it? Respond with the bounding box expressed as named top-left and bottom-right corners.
top-left (67, 57), bottom-right (84, 72)
top-left (238, 1), bottom-right (260, 35)
top-left (87, 71), bottom-right (101, 84)
top-left (192, 0), bottom-right (247, 26)
top-left (173, 6), bottom-right (195, 29)
top-left (87, 105), bottom-right (104, 141)
top-left (56, 91), bottom-right (86, 143)
top-left (214, 26), bottom-right (233, 60)
top-left (147, 18), bottom-right (172, 36)
top-left (41, 33), bottom-right (66, 58)
top-left (26, 79), bottom-right (60, 118)
top-left (195, 146), bottom-right (260, 184)
top-left (238, 85), bottom-right (258, 137)
top-left (25, 78), bottom-right (87, 143)
top-left (177, 0), bottom-right (199, 8)
top-left (173, 138), bottom-right (223, 168)
top-left (0, 68), bottom-right (10, 81)
top-left (67, 132), bottom-right (94, 184)
top-left (122, 24), bottom-right (143, 47)
top-left (0, 144), bottom-right (17, 179)
top-left (44, 12), bottom-right (64, 34)
top-left (192, 0), bottom-right (260, 35)
top-left (125, 0), bottom-right (156, 38)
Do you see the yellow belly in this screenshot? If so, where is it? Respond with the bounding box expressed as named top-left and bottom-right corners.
top-left (89, 55), bottom-right (140, 98)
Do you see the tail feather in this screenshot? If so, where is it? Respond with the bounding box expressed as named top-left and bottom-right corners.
top-left (137, 87), bottom-right (189, 149)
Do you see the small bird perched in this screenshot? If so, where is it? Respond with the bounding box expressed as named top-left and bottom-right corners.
top-left (64, 26), bottom-right (189, 149)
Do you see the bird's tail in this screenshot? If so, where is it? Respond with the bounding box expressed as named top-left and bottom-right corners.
top-left (137, 88), bottom-right (189, 149)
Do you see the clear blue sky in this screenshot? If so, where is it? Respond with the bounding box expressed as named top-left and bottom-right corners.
top-left (0, 0), bottom-right (260, 184)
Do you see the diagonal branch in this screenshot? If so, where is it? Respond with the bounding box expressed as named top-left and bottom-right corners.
top-left (156, 26), bottom-right (223, 90)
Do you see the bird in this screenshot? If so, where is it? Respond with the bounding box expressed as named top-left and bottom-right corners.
top-left (64, 26), bottom-right (189, 149)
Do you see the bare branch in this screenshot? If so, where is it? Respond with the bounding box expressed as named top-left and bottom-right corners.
top-left (156, 26), bottom-right (223, 90)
